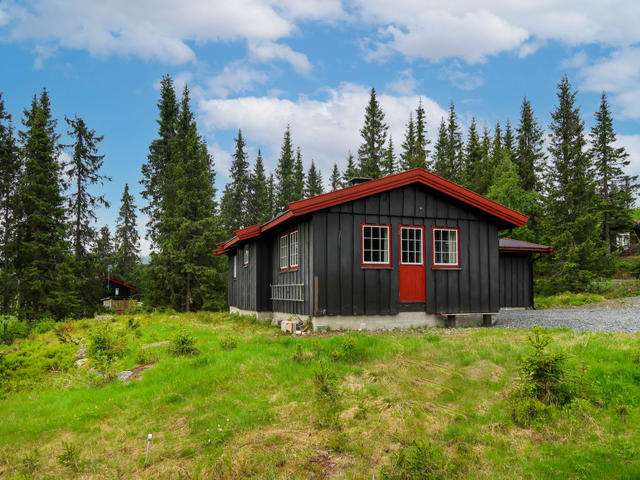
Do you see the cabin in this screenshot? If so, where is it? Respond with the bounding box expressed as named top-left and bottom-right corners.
top-left (214, 168), bottom-right (552, 330)
top-left (102, 277), bottom-right (138, 315)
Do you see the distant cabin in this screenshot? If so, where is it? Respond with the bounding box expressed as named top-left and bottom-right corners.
top-left (102, 277), bottom-right (137, 315)
top-left (215, 168), bottom-right (552, 330)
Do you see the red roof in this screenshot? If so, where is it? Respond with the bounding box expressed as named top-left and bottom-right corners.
top-left (498, 237), bottom-right (553, 254)
top-left (104, 277), bottom-right (137, 291)
top-left (215, 168), bottom-right (529, 255)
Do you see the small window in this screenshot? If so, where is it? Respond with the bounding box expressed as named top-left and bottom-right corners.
top-left (289, 230), bottom-right (299, 269)
top-left (361, 224), bottom-right (391, 266)
top-left (233, 255), bottom-right (237, 279)
top-left (279, 234), bottom-right (289, 271)
top-left (115, 287), bottom-right (119, 296)
top-left (243, 244), bottom-right (249, 266)
top-left (433, 228), bottom-right (459, 268)
top-left (400, 226), bottom-right (423, 265)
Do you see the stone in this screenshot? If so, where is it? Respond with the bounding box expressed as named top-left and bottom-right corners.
top-left (95, 315), bottom-right (115, 322)
top-left (74, 358), bottom-right (88, 367)
top-left (117, 370), bottom-right (133, 380)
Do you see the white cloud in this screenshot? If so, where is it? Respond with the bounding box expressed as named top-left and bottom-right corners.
top-left (439, 62), bottom-right (484, 90)
top-left (198, 83), bottom-right (448, 176)
top-left (576, 47), bottom-right (640, 119)
top-left (616, 134), bottom-right (640, 180)
top-left (206, 62), bottom-right (269, 98)
top-left (385, 69), bottom-right (418, 95)
top-left (248, 41), bottom-right (312, 74)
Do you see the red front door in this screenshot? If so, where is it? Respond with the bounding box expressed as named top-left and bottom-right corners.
top-left (399, 225), bottom-right (426, 302)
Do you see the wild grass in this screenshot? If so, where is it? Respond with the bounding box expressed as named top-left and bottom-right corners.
top-left (0, 312), bottom-right (639, 478)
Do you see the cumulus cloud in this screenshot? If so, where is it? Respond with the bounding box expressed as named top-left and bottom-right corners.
top-left (439, 62), bottom-right (484, 90)
top-left (198, 83), bottom-right (448, 176)
top-left (616, 134), bottom-right (640, 180)
top-left (385, 69), bottom-right (418, 95)
top-left (206, 62), bottom-right (270, 98)
top-left (248, 40), bottom-right (312, 74)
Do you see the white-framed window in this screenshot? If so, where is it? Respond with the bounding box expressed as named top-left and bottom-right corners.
top-left (289, 230), bottom-right (299, 269)
top-left (233, 254), bottom-right (237, 279)
top-left (243, 244), bottom-right (249, 266)
top-left (115, 287), bottom-right (120, 296)
top-left (279, 234), bottom-right (289, 271)
top-left (433, 227), bottom-right (459, 267)
top-left (617, 232), bottom-right (631, 249)
top-left (400, 226), bottom-right (423, 265)
top-left (361, 224), bottom-right (391, 266)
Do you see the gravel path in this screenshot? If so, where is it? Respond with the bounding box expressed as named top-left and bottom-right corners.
top-left (495, 297), bottom-right (640, 332)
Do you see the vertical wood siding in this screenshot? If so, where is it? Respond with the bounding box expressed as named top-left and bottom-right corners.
top-left (312, 184), bottom-right (501, 316)
top-left (226, 243), bottom-right (258, 311)
top-left (499, 252), bottom-right (533, 308)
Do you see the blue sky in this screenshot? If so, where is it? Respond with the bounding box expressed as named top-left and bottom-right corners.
top-left (1, 1), bottom-right (639, 253)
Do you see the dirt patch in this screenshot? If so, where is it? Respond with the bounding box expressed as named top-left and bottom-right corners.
top-left (141, 340), bottom-right (169, 349)
top-left (463, 359), bottom-right (505, 381)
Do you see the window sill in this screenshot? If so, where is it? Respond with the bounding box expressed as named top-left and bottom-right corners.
top-left (361, 265), bottom-right (393, 270)
top-left (279, 268), bottom-right (289, 273)
top-left (432, 266), bottom-right (461, 270)
top-left (289, 266), bottom-right (299, 271)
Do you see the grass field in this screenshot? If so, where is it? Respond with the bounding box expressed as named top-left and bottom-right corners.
top-left (1, 312), bottom-right (640, 479)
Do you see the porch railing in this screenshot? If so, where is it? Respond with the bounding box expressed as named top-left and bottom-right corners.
top-left (270, 283), bottom-right (304, 302)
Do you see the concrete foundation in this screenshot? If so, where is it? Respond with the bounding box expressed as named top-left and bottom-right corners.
top-left (229, 306), bottom-right (273, 322)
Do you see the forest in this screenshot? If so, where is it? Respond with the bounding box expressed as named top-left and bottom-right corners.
top-left (0, 74), bottom-right (637, 325)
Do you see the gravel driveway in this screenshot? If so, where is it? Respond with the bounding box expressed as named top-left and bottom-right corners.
top-left (495, 297), bottom-right (640, 332)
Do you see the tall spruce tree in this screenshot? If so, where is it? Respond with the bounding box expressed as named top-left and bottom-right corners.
top-left (305, 160), bottom-right (324, 197)
top-left (415, 98), bottom-right (430, 168)
top-left (590, 92), bottom-right (638, 253)
top-left (164, 85), bottom-right (222, 311)
top-left (382, 136), bottom-right (396, 176)
top-left (342, 152), bottom-right (358, 186)
top-left (433, 102), bottom-right (463, 182)
top-left (275, 126), bottom-right (296, 211)
top-left (432, 119), bottom-right (449, 178)
top-left (14, 90), bottom-right (79, 320)
top-left (515, 97), bottom-right (545, 192)
top-left (462, 117), bottom-right (483, 192)
top-left (400, 112), bottom-right (416, 171)
top-left (220, 129), bottom-right (249, 235)
top-left (114, 183), bottom-right (140, 281)
top-left (330, 163), bottom-right (341, 191)
top-left (503, 119), bottom-right (515, 159)
top-left (246, 149), bottom-right (270, 225)
top-left (140, 75), bottom-right (178, 248)
top-left (93, 225), bottom-right (114, 276)
top-left (64, 116), bottom-right (110, 259)
top-left (358, 88), bottom-right (388, 178)
top-left (266, 173), bottom-right (276, 218)
top-left (542, 75), bottom-right (609, 290)
top-left (0, 93), bottom-right (20, 314)
top-left (293, 148), bottom-right (305, 201)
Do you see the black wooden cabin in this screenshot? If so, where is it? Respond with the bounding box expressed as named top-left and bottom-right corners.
top-left (215, 168), bottom-right (552, 329)
top-left (103, 277), bottom-right (136, 300)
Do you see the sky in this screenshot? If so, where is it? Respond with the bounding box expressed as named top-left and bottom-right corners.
top-left (1, 1), bottom-right (639, 254)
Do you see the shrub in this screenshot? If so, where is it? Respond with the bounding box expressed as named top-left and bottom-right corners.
top-left (54, 323), bottom-right (78, 345)
top-left (168, 330), bottom-right (199, 356)
top-left (57, 441), bottom-right (81, 472)
top-left (19, 449), bottom-right (40, 479)
top-left (329, 335), bottom-right (358, 362)
top-left (125, 302), bottom-right (144, 315)
top-left (0, 316), bottom-right (29, 345)
top-left (33, 318), bottom-right (56, 335)
top-left (292, 343), bottom-right (315, 363)
top-left (136, 348), bottom-right (161, 365)
top-left (380, 441), bottom-right (448, 480)
top-left (313, 361), bottom-right (341, 428)
top-left (220, 334), bottom-right (237, 351)
top-left (127, 317), bottom-right (141, 331)
top-left (87, 323), bottom-right (123, 361)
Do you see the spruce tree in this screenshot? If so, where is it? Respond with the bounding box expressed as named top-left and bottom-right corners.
top-left (140, 75), bottom-right (178, 248)
top-left (0, 93), bottom-right (20, 315)
top-left (275, 126), bottom-right (295, 211)
top-left (266, 173), bottom-right (276, 218)
top-left (382, 136), bottom-right (396, 176)
top-left (246, 149), bottom-right (270, 225)
top-left (164, 85), bottom-right (223, 311)
top-left (357, 88), bottom-right (388, 178)
top-left (114, 183), bottom-right (140, 281)
top-left (330, 163), bottom-right (341, 191)
top-left (14, 90), bottom-right (79, 320)
top-left (432, 119), bottom-right (449, 178)
top-left (462, 117), bottom-right (483, 192)
top-left (400, 112), bottom-right (416, 171)
top-left (342, 152), bottom-right (358, 186)
top-left (515, 97), bottom-right (545, 192)
top-left (434, 102), bottom-right (463, 182)
top-left (220, 129), bottom-right (249, 235)
top-left (64, 116), bottom-right (111, 259)
top-left (503, 119), bottom-right (515, 159)
top-left (590, 92), bottom-right (638, 253)
top-left (414, 98), bottom-right (430, 168)
top-left (542, 75), bottom-right (609, 290)
top-left (93, 225), bottom-right (114, 276)
top-left (305, 160), bottom-right (324, 197)
top-left (293, 147), bottom-right (305, 201)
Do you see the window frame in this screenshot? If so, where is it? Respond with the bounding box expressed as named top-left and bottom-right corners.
top-left (399, 225), bottom-right (425, 265)
top-left (431, 226), bottom-right (460, 269)
top-left (243, 244), bottom-right (249, 267)
top-left (233, 254), bottom-right (237, 279)
top-left (279, 234), bottom-right (289, 272)
top-left (289, 229), bottom-right (299, 270)
top-left (360, 223), bottom-right (392, 268)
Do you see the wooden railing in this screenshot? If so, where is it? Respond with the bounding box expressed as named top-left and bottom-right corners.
top-left (270, 283), bottom-right (304, 302)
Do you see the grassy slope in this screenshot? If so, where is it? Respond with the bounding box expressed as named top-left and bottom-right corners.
top-left (1, 313), bottom-right (640, 479)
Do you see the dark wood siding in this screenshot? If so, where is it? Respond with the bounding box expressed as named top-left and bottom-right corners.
top-left (270, 219), bottom-right (314, 316)
top-left (499, 252), bottom-right (533, 308)
top-left (313, 184), bottom-right (501, 316)
top-left (226, 243), bottom-right (258, 311)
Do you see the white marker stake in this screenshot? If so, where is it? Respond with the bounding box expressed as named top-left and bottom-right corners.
top-left (144, 433), bottom-right (152, 466)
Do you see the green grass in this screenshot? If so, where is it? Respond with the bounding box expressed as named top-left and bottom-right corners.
top-left (1, 313), bottom-right (640, 479)
top-left (535, 278), bottom-right (640, 309)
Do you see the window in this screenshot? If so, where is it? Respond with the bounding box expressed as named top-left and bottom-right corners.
top-left (289, 230), bottom-right (299, 269)
top-left (115, 287), bottom-right (119, 296)
top-left (432, 227), bottom-right (459, 268)
top-left (400, 226), bottom-right (423, 264)
top-left (243, 244), bottom-right (249, 266)
top-left (233, 255), bottom-right (237, 279)
top-left (279, 234), bottom-right (289, 271)
top-left (361, 224), bottom-right (391, 266)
